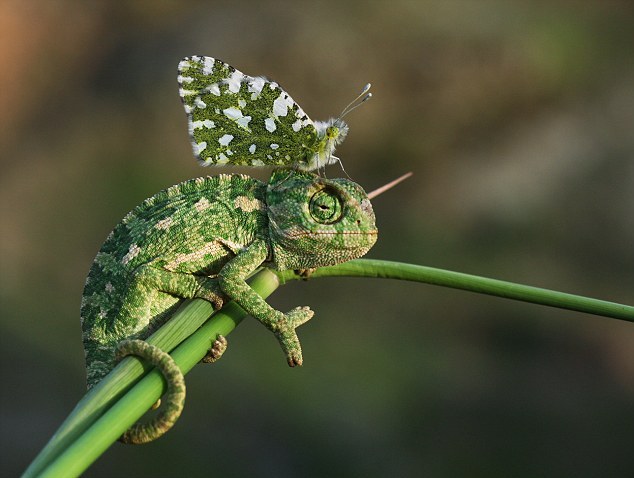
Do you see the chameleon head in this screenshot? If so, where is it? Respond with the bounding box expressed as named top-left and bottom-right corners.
top-left (266, 168), bottom-right (377, 270)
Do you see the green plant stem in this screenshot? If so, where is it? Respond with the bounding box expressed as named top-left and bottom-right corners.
top-left (24, 270), bottom-right (280, 478)
top-left (276, 259), bottom-right (633, 322)
top-left (25, 259), bottom-right (633, 477)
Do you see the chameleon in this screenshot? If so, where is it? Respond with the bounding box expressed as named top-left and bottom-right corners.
top-left (80, 168), bottom-right (378, 443)
top-left (178, 55), bottom-right (371, 171)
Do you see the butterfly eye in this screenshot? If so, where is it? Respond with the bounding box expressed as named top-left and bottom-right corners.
top-left (309, 187), bottom-right (344, 224)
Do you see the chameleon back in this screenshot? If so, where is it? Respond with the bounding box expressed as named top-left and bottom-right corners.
top-left (80, 169), bottom-right (378, 388)
top-left (80, 174), bottom-right (268, 387)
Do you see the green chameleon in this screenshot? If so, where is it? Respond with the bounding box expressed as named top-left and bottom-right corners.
top-left (81, 168), bottom-right (379, 443)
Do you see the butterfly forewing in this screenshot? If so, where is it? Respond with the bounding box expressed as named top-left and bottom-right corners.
top-left (178, 56), bottom-right (319, 168)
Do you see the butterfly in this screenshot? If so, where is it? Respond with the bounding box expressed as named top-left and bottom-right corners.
top-left (178, 56), bottom-right (370, 171)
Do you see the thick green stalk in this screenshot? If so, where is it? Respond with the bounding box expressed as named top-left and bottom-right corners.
top-left (25, 259), bottom-right (633, 477)
top-left (24, 269), bottom-right (280, 478)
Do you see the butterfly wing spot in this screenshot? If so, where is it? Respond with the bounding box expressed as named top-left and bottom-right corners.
top-left (194, 142), bottom-right (207, 155)
top-left (265, 118), bottom-right (277, 132)
top-left (218, 134), bottom-right (233, 146)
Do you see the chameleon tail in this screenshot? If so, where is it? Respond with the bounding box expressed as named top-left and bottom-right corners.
top-left (115, 340), bottom-right (186, 445)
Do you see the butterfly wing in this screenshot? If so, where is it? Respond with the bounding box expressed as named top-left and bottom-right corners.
top-left (178, 56), bottom-right (320, 169)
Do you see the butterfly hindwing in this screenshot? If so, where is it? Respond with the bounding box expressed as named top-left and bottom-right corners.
top-left (178, 56), bottom-right (320, 168)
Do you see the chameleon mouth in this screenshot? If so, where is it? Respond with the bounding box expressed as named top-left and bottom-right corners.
top-left (291, 230), bottom-right (378, 238)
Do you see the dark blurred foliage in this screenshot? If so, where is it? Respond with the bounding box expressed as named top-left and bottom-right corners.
top-left (1, 1), bottom-right (633, 476)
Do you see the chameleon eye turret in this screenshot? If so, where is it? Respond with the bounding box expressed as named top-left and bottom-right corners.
top-left (309, 187), bottom-right (344, 224)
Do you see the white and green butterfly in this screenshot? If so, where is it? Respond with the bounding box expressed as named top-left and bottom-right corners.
top-left (178, 56), bottom-right (370, 171)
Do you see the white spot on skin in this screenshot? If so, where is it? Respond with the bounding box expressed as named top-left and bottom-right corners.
top-left (164, 241), bottom-right (228, 271)
top-left (156, 217), bottom-right (174, 230)
top-left (122, 244), bottom-right (141, 265)
top-left (195, 197), bottom-right (211, 211)
top-left (218, 134), bottom-right (234, 146)
top-left (270, 143), bottom-right (279, 149)
top-left (249, 144), bottom-right (256, 154)
top-left (234, 195), bottom-right (265, 212)
top-left (265, 117), bottom-right (276, 132)
top-left (194, 142), bottom-right (207, 155)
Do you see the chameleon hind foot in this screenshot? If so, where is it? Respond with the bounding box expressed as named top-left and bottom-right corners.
top-left (294, 268), bottom-right (316, 280)
top-left (201, 335), bottom-right (228, 363)
top-left (115, 340), bottom-right (186, 444)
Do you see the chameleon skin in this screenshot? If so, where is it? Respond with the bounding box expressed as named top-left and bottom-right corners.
top-left (115, 340), bottom-right (186, 444)
top-left (81, 168), bottom-right (377, 441)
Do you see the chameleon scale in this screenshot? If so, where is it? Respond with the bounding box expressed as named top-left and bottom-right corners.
top-left (81, 169), bottom-right (378, 442)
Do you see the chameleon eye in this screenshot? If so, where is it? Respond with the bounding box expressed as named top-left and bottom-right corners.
top-left (309, 187), bottom-right (344, 224)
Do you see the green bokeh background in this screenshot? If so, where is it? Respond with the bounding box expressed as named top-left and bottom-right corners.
top-left (1, 1), bottom-right (633, 476)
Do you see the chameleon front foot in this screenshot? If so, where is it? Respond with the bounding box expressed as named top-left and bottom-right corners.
top-left (275, 306), bottom-right (314, 367)
top-left (201, 335), bottom-right (228, 363)
top-left (115, 340), bottom-right (185, 445)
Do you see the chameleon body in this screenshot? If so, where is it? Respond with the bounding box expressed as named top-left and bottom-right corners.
top-left (81, 168), bottom-right (377, 441)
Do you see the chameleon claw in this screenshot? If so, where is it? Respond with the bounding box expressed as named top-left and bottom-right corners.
top-left (294, 268), bottom-right (316, 280)
top-left (201, 334), bottom-right (228, 363)
top-left (275, 306), bottom-right (314, 367)
top-left (276, 329), bottom-right (303, 367)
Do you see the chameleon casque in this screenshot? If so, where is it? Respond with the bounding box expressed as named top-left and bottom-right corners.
top-left (81, 168), bottom-right (378, 443)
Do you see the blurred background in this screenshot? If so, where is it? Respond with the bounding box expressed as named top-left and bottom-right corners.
top-left (1, 1), bottom-right (633, 476)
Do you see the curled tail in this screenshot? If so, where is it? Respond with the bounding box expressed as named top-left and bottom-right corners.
top-left (115, 340), bottom-right (186, 444)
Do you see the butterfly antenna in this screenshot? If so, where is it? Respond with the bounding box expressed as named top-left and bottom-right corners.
top-left (367, 172), bottom-right (413, 199)
top-left (339, 83), bottom-right (372, 121)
